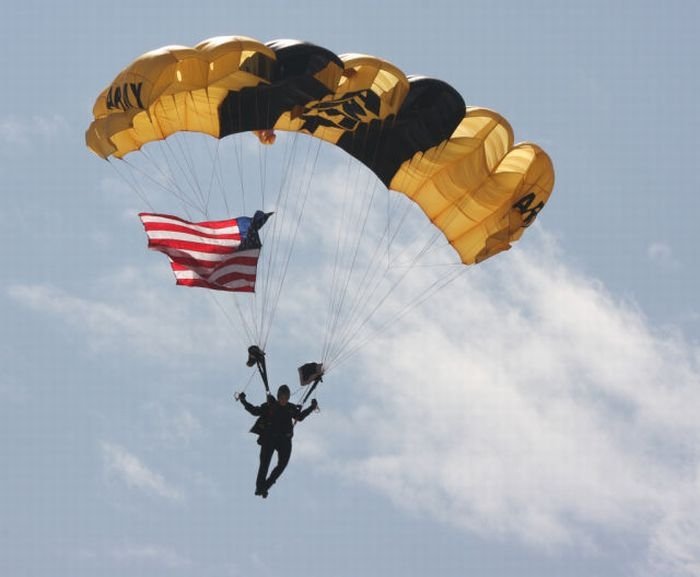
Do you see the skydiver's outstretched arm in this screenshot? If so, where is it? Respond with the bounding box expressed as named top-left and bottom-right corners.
top-left (295, 399), bottom-right (318, 422)
top-left (238, 392), bottom-right (264, 416)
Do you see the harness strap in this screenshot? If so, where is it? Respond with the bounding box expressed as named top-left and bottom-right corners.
top-left (301, 376), bottom-right (322, 405)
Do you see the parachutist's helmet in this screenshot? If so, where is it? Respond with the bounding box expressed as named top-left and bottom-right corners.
top-left (277, 384), bottom-right (290, 398)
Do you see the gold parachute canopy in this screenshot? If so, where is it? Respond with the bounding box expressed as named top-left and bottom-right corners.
top-left (86, 35), bottom-right (554, 265)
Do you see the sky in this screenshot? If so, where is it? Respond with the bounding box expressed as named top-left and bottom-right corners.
top-left (2, 1), bottom-right (700, 576)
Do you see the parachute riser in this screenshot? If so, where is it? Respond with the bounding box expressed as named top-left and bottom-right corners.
top-left (301, 376), bottom-right (322, 406)
top-left (257, 359), bottom-right (271, 395)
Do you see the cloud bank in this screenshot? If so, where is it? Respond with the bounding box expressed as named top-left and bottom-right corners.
top-left (297, 230), bottom-right (700, 576)
top-left (101, 441), bottom-right (183, 502)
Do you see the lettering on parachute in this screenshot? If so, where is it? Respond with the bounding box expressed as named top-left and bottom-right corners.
top-left (513, 192), bottom-right (544, 226)
top-left (105, 82), bottom-right (145, 111)
top-left (298, 90), bottom-right (381, 133)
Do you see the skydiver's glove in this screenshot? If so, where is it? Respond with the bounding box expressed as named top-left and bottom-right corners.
top-left (310, 399), bottom-right (318, 410)
top-left (238, 392), bottom-right (246, 402)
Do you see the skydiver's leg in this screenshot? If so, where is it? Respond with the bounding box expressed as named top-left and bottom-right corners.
top-left (265, 438), bottom-right (292, 491)
top-left (256, 441), bottom-right (275, 494)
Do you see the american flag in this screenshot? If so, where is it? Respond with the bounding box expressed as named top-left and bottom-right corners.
top-left (139, 211), bottom-right (271, 292)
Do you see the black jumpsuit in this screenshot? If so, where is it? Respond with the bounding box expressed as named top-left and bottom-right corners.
top-left (241, 395), bottom-right (315, 494)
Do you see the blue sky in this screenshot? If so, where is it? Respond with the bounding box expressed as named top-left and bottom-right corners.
top-left (2, 1), bottom-right (700, 576)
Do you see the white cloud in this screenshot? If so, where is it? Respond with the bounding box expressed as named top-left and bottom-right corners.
top-left (0, 114), bottom-right (68, 146)
top-left (101, 442), bottom-right (183, 502)
top-left (648, 242), bottom-right (680, 269)
top-left (7, 267), bottom-right (241, 363)
top-left (296, 229), bottom-right (700, 576)
top-left (110, 544), bottom-right (191, 568)
top-left (646, 476), bottom-right (700, 577)
top-left (144, 402), bottom-right (203, 446)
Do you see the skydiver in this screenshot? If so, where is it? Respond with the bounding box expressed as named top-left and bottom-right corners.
top-left (238, 384), bottom-right (317, 498)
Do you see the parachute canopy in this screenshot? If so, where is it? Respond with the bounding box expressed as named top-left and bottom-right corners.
top-left (86, 35), bottom-right (554, 265)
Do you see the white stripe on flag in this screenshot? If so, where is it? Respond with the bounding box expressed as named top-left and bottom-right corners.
top-left (156, 248), bottom-right (239, 263)
top-left (173, 269), bottom-right (255, 290)
top-left (208, 261), bottom-right (259, 282)
top-left (146, 230), bottom-right (242, 247)
top-left (140, 215), bottom-right (241, 236)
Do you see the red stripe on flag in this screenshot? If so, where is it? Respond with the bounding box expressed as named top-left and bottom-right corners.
top-left (174, 278), bottom-right (256, 292)
top-left (147, 238), bottom-right (240, 254)
top-left (139, 212), bottom-right (240, 229)
top-left (169, 253), bottom-right (260, 272)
